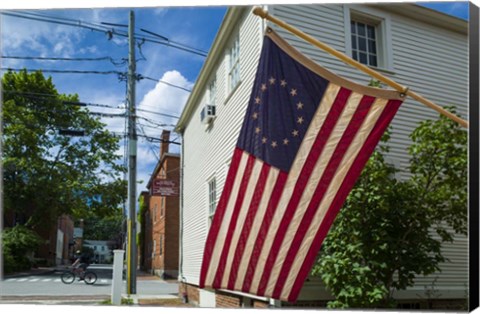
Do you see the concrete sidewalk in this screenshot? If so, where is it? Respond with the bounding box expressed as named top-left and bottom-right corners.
top-left (1, 267), bottom-right (185, 307)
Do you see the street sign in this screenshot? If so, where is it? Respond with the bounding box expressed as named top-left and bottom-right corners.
top-left (151, 179), bottom-right (179, 196)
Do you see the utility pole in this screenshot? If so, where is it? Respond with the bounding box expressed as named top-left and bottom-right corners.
top-left (127, 10), bottom-right (137, 295)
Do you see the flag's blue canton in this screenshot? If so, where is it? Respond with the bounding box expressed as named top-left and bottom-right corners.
top-left (237, 35), bottom-right (330, 173)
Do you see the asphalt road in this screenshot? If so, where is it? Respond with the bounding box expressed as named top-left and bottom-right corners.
top-left (0, 265), bottom-right (179, 300)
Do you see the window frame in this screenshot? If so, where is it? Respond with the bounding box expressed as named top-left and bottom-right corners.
top-left (350, 19), bottom-right (378, 67)
top-left (207, 176), bottom-right (217, 228)
top-left (159, 234), bottom-right (163, 256)
top-left (227, 34), bottom-right (241, 94)
top-left (207, 77), bottom-right (217, 106)
top-left (343, 5), bottom-right (393, 72)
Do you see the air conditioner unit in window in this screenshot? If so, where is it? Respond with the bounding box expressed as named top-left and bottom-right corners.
top-left (200, 104), bottom-right (216, 124)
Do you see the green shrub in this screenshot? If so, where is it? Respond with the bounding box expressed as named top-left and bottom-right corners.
top-left (2, 225), bottom-right (42, 273)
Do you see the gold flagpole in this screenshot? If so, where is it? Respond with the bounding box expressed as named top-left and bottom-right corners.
top-left (252, 7), bottom-right (468, 129)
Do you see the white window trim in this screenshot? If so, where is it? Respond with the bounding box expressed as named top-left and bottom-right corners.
top-left (207, 175), bottom-right (217, 228)
top-left (207, 77), bottom-right (217, 107)
top-left (226, 34), bottom-right (241, 100)
top-left (343, 4), bottom-right (394, 73)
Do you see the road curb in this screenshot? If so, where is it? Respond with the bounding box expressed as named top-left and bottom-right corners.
top-left (3, 268), bottom-right (56, 279)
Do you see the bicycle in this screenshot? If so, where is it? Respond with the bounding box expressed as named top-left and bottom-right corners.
top-left (61, 267), bottom-right (97, 285)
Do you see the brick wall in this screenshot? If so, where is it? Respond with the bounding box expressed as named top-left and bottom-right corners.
top-left (165, 157), bottom-right (180, 276)
top-left (215, 290), bottom-right (242, 308)
top-left (253, 300), bottom-right (269, 308)
top-left (179, 282), bottom-right (200, 305)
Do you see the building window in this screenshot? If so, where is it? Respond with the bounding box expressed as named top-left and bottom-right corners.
top-left (161, 198), bottom-right (165, 217)
top-left (159, 234), bottom-right (163, 256)
top-left (344, 6), bottom-right (393, 71)
top-left (351, 19), bottom-right (377, 67)
top-left (154, 204), bottom-right (157, 222)
top-left (153, 240), bottom-right (156, 257)
top-left (208, 77), bottom-right (217, 106)
top-left (228, 35), bottom-right (240, 92)
top-left (208, 177), bottom-right (217, 227)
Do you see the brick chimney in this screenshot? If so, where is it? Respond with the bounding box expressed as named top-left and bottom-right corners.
top-left (160, 130), bottom-right (171, 157)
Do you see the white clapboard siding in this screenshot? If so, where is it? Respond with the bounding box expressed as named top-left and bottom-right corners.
top-left (179, 3), bottom-right (468, 301)
top-left (271, 3), bottom-right (468, 300)
top-left (181, 8), bottom-right (262, 284)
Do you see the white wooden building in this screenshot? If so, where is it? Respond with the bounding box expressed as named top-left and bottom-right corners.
top-left (175, 4), bottom-right (468, 309)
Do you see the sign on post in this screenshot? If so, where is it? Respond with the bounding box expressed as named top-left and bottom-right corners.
top-left (151, 179), bottom-right (179, 196)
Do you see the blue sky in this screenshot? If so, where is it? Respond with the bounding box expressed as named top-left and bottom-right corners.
top-left (0, 1), bottom-right (470, 209)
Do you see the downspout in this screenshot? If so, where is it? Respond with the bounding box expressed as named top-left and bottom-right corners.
top-left (179, 131), bottom-right (188, 303)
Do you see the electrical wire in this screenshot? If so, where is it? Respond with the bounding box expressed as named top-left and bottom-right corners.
top-left (135, 108), bottom-right (180, 119)
top-left (3, 90), bottom-right (126, 110)
top-left (2, 10), bottom-right (208, 57)
top-left (139, 75), bottom-right (192, 92)
top-left (137, 124), bottom-right (160, 162)
top-left (1, 55), bottom-right (127, 66)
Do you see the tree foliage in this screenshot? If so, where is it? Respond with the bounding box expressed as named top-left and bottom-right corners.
top-left (2, 225), bottom-right (42, 273)
top-left (82, 208), bottom-right (124, 241)
top-left (311, 109), bottom-right (467, 308)
top-left (2, 70), bottom-right (126, 228)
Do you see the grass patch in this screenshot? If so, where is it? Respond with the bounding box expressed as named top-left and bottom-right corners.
top-left (100, 297), bottom-right (134, 305)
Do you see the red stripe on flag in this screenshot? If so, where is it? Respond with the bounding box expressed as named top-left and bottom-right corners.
top-left (256, 87), bottom-right (352, 297)
top-left (241, 171), bottom-right (288, 293)
top-left (211, 154), bottom-right (257, 288)
top-left (199, 147), bottom-right (244, 288)
top-left (287, 99), bottom-right (402, 302)
top-left (227, 163), bottom-right (271, 290)
top-left (271, 95), bottom-right (375, 299)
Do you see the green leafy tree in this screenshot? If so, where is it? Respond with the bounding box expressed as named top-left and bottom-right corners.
top-left (2, 225), bottom-right (42, 273)
top-left (2, 69), bottom-right (126, 229)
top-left (83, 208), bottom-right (124, 241)
top-left (311, 109), bottom-right (467, 308)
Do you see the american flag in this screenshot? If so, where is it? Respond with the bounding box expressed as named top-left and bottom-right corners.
top-left (199, 28), bottom-right (404, 302)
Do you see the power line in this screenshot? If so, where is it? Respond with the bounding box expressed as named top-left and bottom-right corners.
top-left (139, 75), bottom-right (192, 92)
top-left (2, 55), bottom-right (127, 66)
top-left (135, 108), bottom-right (180, 119)
top-left (3, 90), bottom-right (126, 110)
top-left (1, 10), bottom-right (208, 57)
top-left (2, 69), bottom-right (191, 92)
top-left (137, 124), bottom-right (160, 162)
top-left (1, 67), bottom-right (126, 79)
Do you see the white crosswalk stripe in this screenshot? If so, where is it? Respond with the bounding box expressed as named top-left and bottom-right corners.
top-left (3, 276), bottom-right (111, 284)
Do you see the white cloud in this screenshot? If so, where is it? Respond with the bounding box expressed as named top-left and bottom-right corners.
top-left (138, 70), bottom-right (192, 123)
top-left (133, 69), bottom-right (191, 195)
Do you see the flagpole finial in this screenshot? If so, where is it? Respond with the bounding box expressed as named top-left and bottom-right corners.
top-left (253, 7), bottom-right (269, 19)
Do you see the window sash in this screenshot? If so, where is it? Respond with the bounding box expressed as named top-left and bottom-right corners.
top-left (208, 78), bottom-right (217, 106)
top-left (228, 37), bottom-right (240, 91)
top-left (351, 20), bottom-right (378, 67)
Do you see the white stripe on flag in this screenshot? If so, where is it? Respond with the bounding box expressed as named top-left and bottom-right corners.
top-left (221, 158), bottom-right (264, 287)
top-left (264, 90), bottom-right (364, 297)
top-left (279, 98), bottom-right (389, 300)
top-left (233, 167), bottom-right (280, 291)
top-left (248, 83), bottom-right (341, 295)
top-left (204, 151), bottom-right (250, 286)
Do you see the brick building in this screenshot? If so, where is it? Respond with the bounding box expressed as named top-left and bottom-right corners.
top-left (34, 214), bottom-right (75, 266)
top-left (141, 130), bottom-right (180, 279)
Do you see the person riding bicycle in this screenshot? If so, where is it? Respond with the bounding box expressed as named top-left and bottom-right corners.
top-left (72, 250), bottom-right (90, 281)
